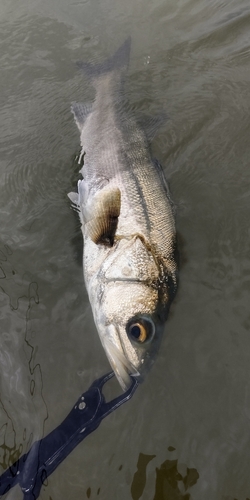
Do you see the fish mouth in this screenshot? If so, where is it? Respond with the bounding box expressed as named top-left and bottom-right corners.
top-left (102, 327), bottom-right (140, 391)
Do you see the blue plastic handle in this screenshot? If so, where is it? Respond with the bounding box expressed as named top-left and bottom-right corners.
top-left (0, 372), bottom-right (138, 499)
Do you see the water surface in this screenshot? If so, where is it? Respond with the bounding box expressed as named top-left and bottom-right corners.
top-left (1, 0), bottom-right (250, 499)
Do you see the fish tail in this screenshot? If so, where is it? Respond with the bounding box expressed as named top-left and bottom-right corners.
top-left (77, 37), bottom-right (131, 78)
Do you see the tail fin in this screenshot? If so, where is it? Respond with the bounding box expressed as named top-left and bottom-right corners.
top-left (77, 37), bottom-right (131, 78)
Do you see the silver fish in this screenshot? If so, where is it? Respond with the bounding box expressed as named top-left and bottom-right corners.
top-left (68, 38), bottom-right (177, 391)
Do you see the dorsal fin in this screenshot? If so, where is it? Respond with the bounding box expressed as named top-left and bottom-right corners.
top-left (71, 102), bottom-right (92, 132)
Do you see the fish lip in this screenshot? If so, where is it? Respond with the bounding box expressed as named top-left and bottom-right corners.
top-left (102, 329), bottom-right (140, 392)
top-left (105, 278), bottom-right (149, 283)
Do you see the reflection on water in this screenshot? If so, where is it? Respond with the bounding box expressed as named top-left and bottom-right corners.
top-left (131, 453), bottom-right (156, 500)
top-left (153, 458), bottom-right (199, 500)
top-left (84, 451), bottom-right (199, 500)
top-left (1, 0), bottom-right (250, 498)
top-left (0, 243), bottom-right (48, 476)
top-left (130, 452), bottom-right (199, 500)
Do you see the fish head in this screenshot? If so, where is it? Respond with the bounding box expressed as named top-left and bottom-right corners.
top-left (88, 237), bottom-right (171, 391)
top-left (98, 282), bottom-right (167, 391)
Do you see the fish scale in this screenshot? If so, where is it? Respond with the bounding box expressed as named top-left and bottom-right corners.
top-left (69, 38), bottom-right (178, 391)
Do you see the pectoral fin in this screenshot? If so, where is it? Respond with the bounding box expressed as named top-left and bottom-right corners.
top-left (86, 187), bottom-right (121, 246)
top-left (68, 191), bottom-right (79, 206)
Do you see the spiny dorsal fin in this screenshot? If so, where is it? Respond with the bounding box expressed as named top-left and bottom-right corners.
top-left (86, 187), bottom-right (121, 246)
top-left (71, 102), bottom-right (92, 132)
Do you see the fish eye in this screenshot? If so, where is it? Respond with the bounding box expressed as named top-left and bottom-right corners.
top-left (127, 318), bottom-right (155, 343)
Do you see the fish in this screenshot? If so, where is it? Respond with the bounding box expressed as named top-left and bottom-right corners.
top-left (68, 38), bottom-right (178, 391)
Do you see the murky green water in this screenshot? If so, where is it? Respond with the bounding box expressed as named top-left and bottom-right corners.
top-left (1, 0), bottom-right (250, 498)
